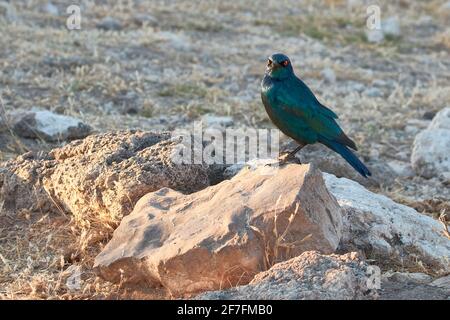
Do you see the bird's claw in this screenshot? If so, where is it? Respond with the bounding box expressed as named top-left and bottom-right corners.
top-left (277, 152), bottom-right (302, 165)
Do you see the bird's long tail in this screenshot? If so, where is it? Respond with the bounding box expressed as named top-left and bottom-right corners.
top-left (323, 140), bottom-right (371, 178)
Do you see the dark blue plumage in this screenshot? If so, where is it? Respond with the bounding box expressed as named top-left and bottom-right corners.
top-left (261, 53), bottom-right (371, 178)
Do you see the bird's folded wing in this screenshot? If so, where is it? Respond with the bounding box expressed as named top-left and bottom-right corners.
top-left (275, 87), bottom-right (316, 120)
top-left (276, 80), bottom-right (338, 119)
top-left (275, 87), bottom-right (356, 149)
top-left (317, 102), bottom-right (339, 119)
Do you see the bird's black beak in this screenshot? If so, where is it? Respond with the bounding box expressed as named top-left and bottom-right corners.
top-left (266, 58), bottom-right (273, 71)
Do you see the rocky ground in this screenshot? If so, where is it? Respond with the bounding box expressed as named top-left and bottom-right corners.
top-left (0, 0), bottom-right (449, 299)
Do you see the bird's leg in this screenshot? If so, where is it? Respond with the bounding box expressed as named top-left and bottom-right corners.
top-left (278, 144), bottom-right (305, 164)
top-left (287, 145), bottom-right (304, 159)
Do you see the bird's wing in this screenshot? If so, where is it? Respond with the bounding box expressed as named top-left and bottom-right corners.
top-left (275, 80), bottom-right (357, 150)
top-left (278, 78), bottom-right (338, 117)
top-left (317, 102), bottom-right (339, 119)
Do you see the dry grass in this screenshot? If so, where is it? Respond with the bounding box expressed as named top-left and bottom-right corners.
top-left (0, 207), bottom-right (169, 299)
top-left (439, 210), bottom-right (450, 240)
top-left (1, 0), bottom-right (449, 299)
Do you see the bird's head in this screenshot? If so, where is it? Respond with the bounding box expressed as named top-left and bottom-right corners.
top-left (265, 53), bottom-right (294, 79)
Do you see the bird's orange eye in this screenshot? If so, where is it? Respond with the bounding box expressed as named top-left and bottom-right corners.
top-left (281, 60), bottom-right (289, 67)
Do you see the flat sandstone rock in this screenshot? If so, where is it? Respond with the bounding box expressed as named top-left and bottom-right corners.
top-left (94, 164), bottom-right (343, 296)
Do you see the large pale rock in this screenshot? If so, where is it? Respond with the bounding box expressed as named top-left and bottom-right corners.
top-left (94, 164), bottom-right (343, 296)
top-left (382, 272), bottom-right (433, 285)
top-left (43, 131), bottom-right (209, 221)
top-left (0, 131), bottom-right (210, 220)
top-left (430, 275), bottom-right (450, 291)
top-left (411, 107), bottom-right (450, 178)
top-left (12, 110), bottom-right (92, 142)
top-left (381, 272), bottom-right (449, 300)
top-left (324, 173), bottom-right (450, 274)
top-left (197, 251), bottom-right (377, 300)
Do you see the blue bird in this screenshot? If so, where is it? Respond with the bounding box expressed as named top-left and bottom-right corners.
top-left (261, 53), bottom-right (371, 178)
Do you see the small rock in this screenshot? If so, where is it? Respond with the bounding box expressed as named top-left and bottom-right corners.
top-left (112, 90), bottom-right (140, 115)
top-left (429, 107), bottom-right (450, 130)
top-left (321, 68), bottom-right (336, 83)
top-left (94, 164), bottom-right (343, 296)
top-left (222, 163), bottom-right (245, 179)
top-left (411, 107), bottom-right (450, 178)
top-left (382, 272), bottom-right (433, 285)
top-left (372, 79), bottom-right (387, 87)
top-left (348, 81), bottom-right (365, 93)
top-left (197, 251), bottom-right (378, 300)
top-left (64, 265), bottom-right (82, 291)
top-left (324, 173), bottom-right (450, 274)
top-left (417, 15), bottom-right (433, 25)
top-left (133, 13), bottom-right (158, 27)
top-left (381, 273), bottom-right (449, 300)
top-left (365, 29), bottom-right (384, 43)
top-left (12, 110), bottom-right (92, 142)
top-left (201, 114), bottom-right (234, 128)
top-left (382, 17), bottom-right (401, 37)
top-left (43, 2), bottom-right (59, 16)
top-left (439, 171), bottom-right (450, 185)
top-left (363, 87), bottom-right (383, 98)
top-left (430, 275), bottom-right (450, 290)
top-left (422, 111), bottom-right (436, 120)
top-left (96, 17), bottom-right (123, 31)
top-left (0, 2), bottom-right (18, 22)
top-left (387, 160), bottom-right (414, 177)
top-left (440, 1), bottom-right (450, 12)
top-left (222, 158), bottom-right (278, 179)
top-left (156, 31), bottom-right (191, 51)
